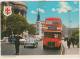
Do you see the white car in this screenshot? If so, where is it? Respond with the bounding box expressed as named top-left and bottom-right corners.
top-left (19, 38), bottom-right (26, 44)
top-left (2, 37), bottom-right (9, 43)
top-left (24, 37), bottom-right (38, 48)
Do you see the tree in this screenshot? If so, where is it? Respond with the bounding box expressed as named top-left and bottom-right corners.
top-left (1, 2), bottom-right (5, 31)
top-left (1, 2), bottom-right (8, 38)
top-left (27, 24), bottom-right (36, 35)
top-left (71, 29), bottom-right (79, 39)
top-left (71, 28), bottom-right (79, 47)
top-left (6, 14), bottom-right (29, 36)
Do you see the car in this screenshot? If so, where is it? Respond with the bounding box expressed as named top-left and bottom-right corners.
top-left (35, 35), bottom-right (42, 41)
top-left (8, 36), bottom-right (16, 44)
top-left (2, 37), bottom-right (9, 43)
top-left (24, 36), bottom-right (38, 48)
top-left (19, 38), bottom-right (26, 45)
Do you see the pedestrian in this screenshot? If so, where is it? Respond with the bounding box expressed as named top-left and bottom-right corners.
top-left (71, 37), bottom-right (75, 48)
top-left (14, 34), bottom-right (22, 55)
top-left (8, 35), bottom-right (11, 43)
top-left (67, 38), bottom-right (71, 48)
top-left (75, 38), bottom-right (79, 48)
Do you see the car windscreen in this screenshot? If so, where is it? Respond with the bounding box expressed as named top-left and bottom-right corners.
top-left (44, 32), bottom-right (61, 38)
top-left (26, 37), bottom-right (35, 42)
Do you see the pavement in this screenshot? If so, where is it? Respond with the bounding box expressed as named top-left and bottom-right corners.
top-left (62, 40), bottom-right (79, 55)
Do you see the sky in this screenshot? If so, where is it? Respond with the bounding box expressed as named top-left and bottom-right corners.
top-left (25, 1), bottom-right (79, 28)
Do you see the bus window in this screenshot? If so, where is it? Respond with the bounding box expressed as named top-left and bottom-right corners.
top-left (44, 32), bottom-right (61, 39)
top-left (54, 34), bottom-right (58, 38)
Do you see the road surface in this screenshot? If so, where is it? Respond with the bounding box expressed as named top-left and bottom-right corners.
top-left (1, 40), bottom-right (62, 55)
top-left (1, 40), bottom-right (79, 55)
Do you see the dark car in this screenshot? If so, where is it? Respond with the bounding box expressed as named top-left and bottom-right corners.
top-left (8, 35), bottom-right (16, 44)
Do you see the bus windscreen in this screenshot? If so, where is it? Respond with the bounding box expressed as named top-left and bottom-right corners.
top-left (44, 32), bottom-right (61, 38)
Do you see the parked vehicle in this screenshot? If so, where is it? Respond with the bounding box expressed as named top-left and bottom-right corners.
top-left (19, 38), bottom-right (26, 45)
top-left (2, 37), bottom-right (9, 42)
top-left (24, 36), bottom-right (38, 48)
top-left (8, 35), bottom-right (15, 44)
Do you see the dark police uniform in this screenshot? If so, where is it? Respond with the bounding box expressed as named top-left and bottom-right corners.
top-left (14, 35), bottom-right (22, 55)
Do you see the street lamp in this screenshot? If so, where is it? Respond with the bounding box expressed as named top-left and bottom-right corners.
top-left (67, 9), bottom-right (72, 41)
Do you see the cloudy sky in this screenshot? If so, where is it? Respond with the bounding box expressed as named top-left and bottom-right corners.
top-left (25, 1), bottom-right (79, 28)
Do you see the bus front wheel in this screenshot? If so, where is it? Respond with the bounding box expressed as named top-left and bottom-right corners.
top-left (43, 45), bottom-right (47, 50)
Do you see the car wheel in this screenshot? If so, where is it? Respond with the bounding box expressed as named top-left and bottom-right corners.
top-left (34, 44), bottom-right (37, 48)
top-left (24, 46), bottom-right (26, 48)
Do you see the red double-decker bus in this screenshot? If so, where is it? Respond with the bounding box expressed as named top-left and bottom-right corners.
top-left (43, 17), bottom-right (62, 49)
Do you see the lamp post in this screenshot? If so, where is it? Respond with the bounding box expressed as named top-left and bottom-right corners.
top-left (68, 10), bottom-right (71, 38)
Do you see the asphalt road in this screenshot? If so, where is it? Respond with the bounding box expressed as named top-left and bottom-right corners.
top-left (20, 40), bottom-right (62, 55)
top-left (1, 40), bottom-right (63, 55)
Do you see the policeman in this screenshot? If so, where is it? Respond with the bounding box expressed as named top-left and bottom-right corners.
top-left (14, 34), bottom-right (22, 55)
